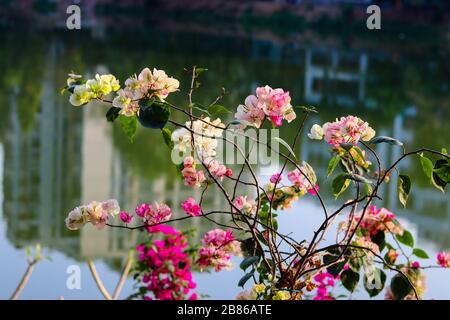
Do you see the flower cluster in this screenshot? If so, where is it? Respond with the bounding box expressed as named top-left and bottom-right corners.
top-left (65, 199), bottom-right (120, 230)
top-left (233, 196), bottom-right (257, 216)
top-left (235, 86), bottom-right (296, 128)
top-left (308, 116), bottom-right (376, 147)
top-left (69, 74), bottom-right (120, 106)
top-left (135, 202), bottom-right (172, 225)
top-left (355, 206), bottom-right (403, 237)
top-left (112, 68), bottom-right (179, 117)
top-left (136, 225), bottom-right (197, 300)
top-left (313, 271), bottom-right (338, 300)
top-left (197, 229), bottom-right (242, 272)
top-left (172, 117), bottom-right (225, 160)
top-left (181, 197), bottom-right (202, 217)
top-left (437, 252), bottom-right (450, 267)
top-left (181, 156), bottom-right (206, 188)
top-left (204, 158), bottom-right (233, 181)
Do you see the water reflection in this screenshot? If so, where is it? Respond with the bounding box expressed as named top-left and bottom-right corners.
top-left (0, 26), bottom-right (449, 298)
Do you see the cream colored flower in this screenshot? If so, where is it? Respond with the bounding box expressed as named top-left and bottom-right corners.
top-left (362, 126), bottom-right (376, 141)
top-left (69, 85), bottom-right (94, 106)
top-left (307, 124), bottom-right (324, 140)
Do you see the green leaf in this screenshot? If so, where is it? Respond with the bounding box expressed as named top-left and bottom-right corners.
top-left (396, 230), bottom-right (414, 247)
top-left (188, 103), bottom-right (209, 115)
top-left (420, 155), bottom-right (434, 179)
top-left (106, 107), bottom-right (121, 122)
top-left (332, 174), bottom-right (350, 198)
top-left (432, 159), bottom-right (449, 193)
top-left (161, 128), bottom-right (174, 150)
top-left (119, 115), bottom-right (138, 142)
top-left (341, 269), bottom-right (360, 292)
top-left (390, 273), bottom-right (412, 300)
top-left (208, 104), bottom-right (231, 117)
top-left (327, 156), bottom-right (340, 177)
top-left (370, 136), bottom-right (403, 146)
top-left (412, 248), bottom-right (429, 259)
top-left (323, 253), bottom-right (346, 277)
top-left (240, 256), bottom-right (259, 271)
top-left (398, 174), bottom-right (411, 208)
top-left (137, 99), bottom-right (170, 129)
top-left (195, 67), bottom-right (208, 77)
top-left (363, 268), bottom-right (386, 297)
top-left (238, 272), bottom-right (254, 288)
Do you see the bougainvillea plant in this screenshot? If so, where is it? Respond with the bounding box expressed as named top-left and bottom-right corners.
top-left (63, 67), bottom-right (450, 300)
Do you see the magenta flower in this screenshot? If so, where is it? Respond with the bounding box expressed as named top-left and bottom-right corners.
top-left (119, 211), bottom-right (133, 223)
top-left (181, 197), bottom-right (202, 217)
top-left (411, 261), bottom-right (420, 268)
top-left (270, 173), bottom-right (282, 184)
top-left (437, 252), bottom-right (450, 267)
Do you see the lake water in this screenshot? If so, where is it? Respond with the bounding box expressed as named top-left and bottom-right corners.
top-left (0, 24), bottom-right (449, 299)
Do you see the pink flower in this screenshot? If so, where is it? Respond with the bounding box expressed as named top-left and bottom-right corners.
top-left (322, 115), bottom-right (374, 147)
top-left (233, 195), bottom-right (256, 216)
top-left (182, 157), bottom-right (206, 188)
top-left (181, 197), bottom-right (202, 217)
top-left (135, 202), bottom-right (172, 225)
top-left (313, 271), bottom-right (337, 300)
top-left (270, 173), bottom-right (282, 184)
top-left (235, 86), bottom-right (296, 128)
top-left (411, 261), bottom-right (420, 268)
top-left (204, 159), bottom-right (232, 181)
top-left (197, 229), bottom-right (242, 272)
top-left (437, 252), bottom-right (450, 267)
top-left (119, 211), bottom-right (132, 223)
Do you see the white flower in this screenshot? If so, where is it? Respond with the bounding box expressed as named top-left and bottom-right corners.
top-left (307, 124), bottom-right (324, 140)
top-left (362, 126), bottom-right (376, 142)
top-left (65, 207), bottom-right (87, 230)
top-left (112, 89), bottom-right (139, 116)
top-left (101, 199), bottom-right (120, 216)
top-left (69, 85), bottom-right (94, 106)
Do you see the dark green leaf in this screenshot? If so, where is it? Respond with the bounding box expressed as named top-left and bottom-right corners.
top-left (208, 104), bottom-right (231, 116)
top-left (106, 107), bottom-right (121, 122)
top-left (412, 248), bottom-right (429, 259)
top-left (119, 115), bottom-right (138, 142)
top-left (332, 174), bottom-right (350, 198)
top-left (323, 254), bottom-right (346, 277)
top-left (138, 99), bottom-right (170, 129)
top-left (390, 273), bottom-right (412, 300)
top-left (363, 268), bottom-right (386, 297)
top-left (238, 272), bottom-right (254, 288)
top-left (370, 136), bottom-right (403, 146)
top-left (341, 269), bottom-right (360, 292)
top-left (398, 174), bottom-right (411, 207)
top-left (396, 230), bottom-right (414, 247)
top-left (240, 256), bottom-right (259, 271)
top-left (161, 128), bottom-right (174, 150)
top-left (327, 156), bottom-right (340, 177)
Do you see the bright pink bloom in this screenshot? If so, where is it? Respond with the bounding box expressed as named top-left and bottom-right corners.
top-left (136, 226), bottom-right (197, 300)
top-left (313, 271), bottom-right (337, 300)
top-left (135, 202), bottom-right (172, 225)
top-left (119, 211), bottom-right (133, 223)
top-left (270, 173), bottom-right (282, 184)
top-left (181, 197), bottom-right (202, 217)
top-left (411, 261), bottom-right (420, 268)
top-left (437, 252), bottom-right (450, 267)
